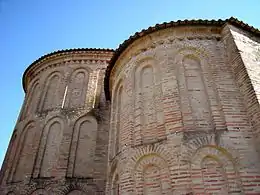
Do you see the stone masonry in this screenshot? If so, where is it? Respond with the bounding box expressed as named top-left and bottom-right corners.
top-left (1, 17), bottom-right (260, 194)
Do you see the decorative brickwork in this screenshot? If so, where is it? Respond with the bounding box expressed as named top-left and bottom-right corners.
top-left (0, 49), bottom-right (113, 194)
top-left (65, 68), bottom-right (90, 109)
top-left (1, 18), bottom-right (260, 194)
top-left (20, 80), bottom-right (40, 120)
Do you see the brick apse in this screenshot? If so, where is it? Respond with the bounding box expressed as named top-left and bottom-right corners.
top-left (1, 17), bottom-right (260, 194)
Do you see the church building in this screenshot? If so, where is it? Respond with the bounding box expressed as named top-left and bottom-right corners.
top-left (1, 17), bottom-right (260, 195)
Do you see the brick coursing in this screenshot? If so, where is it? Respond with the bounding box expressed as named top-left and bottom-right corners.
top-left (0, 51), bottom-right (113, 194)
top-left (1, 19), bottom-right (260, 195)
top-left (107, 25), bottom-right (260, 194)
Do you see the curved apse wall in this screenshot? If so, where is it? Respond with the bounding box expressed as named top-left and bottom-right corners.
top-left (0, 49), bottom-right (113, 195)
top-left (106, 25), bottom-right (233, 194)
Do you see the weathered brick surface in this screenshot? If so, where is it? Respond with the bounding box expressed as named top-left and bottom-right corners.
top-left (0, 50), bottom-right (113, 194)
top-left (1, 21), bottom-right (260, 195)
top-left (226, 25), bottom-right (260, 156)
top-left (107, 25), bottom-right (260, 195)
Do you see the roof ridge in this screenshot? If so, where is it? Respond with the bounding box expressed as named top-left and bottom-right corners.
top-left (30, 47), bottom-right (114, 64)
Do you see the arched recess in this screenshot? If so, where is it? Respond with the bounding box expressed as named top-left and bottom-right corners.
top-left (111, 174), bottom-right (119, 195)
top-left (11, 122), bottom-right (37, 182)
top-left (134, 154), bottom-right (172, 195)
top-left (66, 68), bottom-right (89, 109)
top-left (133, 57), bottom-right (165, 145)
top-left (201, 156), bottom-right (228, 194)
top-left (190, 146), bottom-right (242, 194)
top-left (20, 80), bottom-right (40, 120)
top-left (41, 71), bottom-right (64, 111)
top-left (175, 48), bottom-right (225, 132)
top-left (108, 160), bottom-right (119, 195)
top-left (183, 55), bottom-right (212, 129)
top-left (38, 117), bottom-right (64, 177)
top-left (59, 183), bottom-right (97, 195)
top-left (0, 132), bottom-right (17, 184)
top-left (110, 79), bottom-right (124, 158)
top-left (67, 114), bottom-right (98, 178)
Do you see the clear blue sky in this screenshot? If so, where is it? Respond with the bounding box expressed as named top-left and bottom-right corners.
top-left (0, 0), bottom-right (259, 166)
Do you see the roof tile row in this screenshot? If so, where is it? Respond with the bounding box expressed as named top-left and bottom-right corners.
top-left (104, 17), bottom-right (260, 100)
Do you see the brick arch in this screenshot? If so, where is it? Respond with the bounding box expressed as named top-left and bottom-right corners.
top-left (20, 79), bottom-right (40, 120)
top-left (134, 153), bottom-right (168, 171)
top-left (9, 121), bottom-right (37, 182)
top-left (33, 116), bottom-right (65, 178)
top-left (133, 153), bottom-right (173, 194)
top-left (132, 56), bottom-right (165, 145)
top-left (20, 181), bottom-right (53, 195)
top-left (67, 113), bottom-right (98, 178)
top-left (122, 145), bottom-right (174, 194)
top-left (2, 131), bottom-right (17, 183)
top-left (40, 71), bottom-right (65, 112)
top-left (111, 173), bottom-right (119, 195)
top-left (108, 159), bottom-right (118, 181)
top-left (181, 133), bottom-right (216, 163)
top-left (107, 160), bottom-right (119, 195)
top-left (110, 57), bottom-right (128, 90)
top-left (200, 155), bottom-right (229, 194)
top-left (110, 78), bottom-right (124, 159)
top-left (190, 145), bottom-right (243, 194)
top-left (58, 183), bottom-right (97, 195)
top-left (127, 144), bottom-right (174, 171)
top-left (111, 76), bottom-right (125, 99)
top-left (176, 49), bottom-right (214, 132)
top-left (175, 47), bottom-right (226, 132)
top-left (180, 133), bottom-right (240, 165)
top-left (66, 67), bottom-right (90, 109)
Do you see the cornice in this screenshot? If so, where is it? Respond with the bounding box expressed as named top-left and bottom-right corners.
top-left (23, 48), bottom-right (114, 92)
top-left (104, 17), bottom-right (260, 100)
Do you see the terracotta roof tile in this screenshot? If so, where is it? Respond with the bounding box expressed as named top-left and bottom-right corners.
top-left (21, 18), bottom-right (260, 98)
top-left (23, 48), bottom-right (114, 92)
top-left (104, 17), bottom-right (260, 100)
